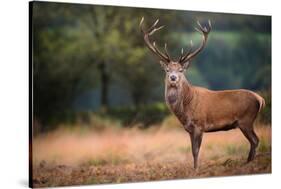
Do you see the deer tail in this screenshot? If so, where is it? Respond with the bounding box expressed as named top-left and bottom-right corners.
top-left (253, 92), bottom-right (266, 112)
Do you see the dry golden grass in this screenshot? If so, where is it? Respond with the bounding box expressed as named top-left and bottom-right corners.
top-left (32, 117), bottom-right (271, 187)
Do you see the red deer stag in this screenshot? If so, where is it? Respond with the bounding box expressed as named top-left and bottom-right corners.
top-left (140, 18), bottom-right (265, 169)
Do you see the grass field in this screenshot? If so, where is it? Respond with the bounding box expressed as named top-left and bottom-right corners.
top-left (32, 118), bottom-right (271, 187)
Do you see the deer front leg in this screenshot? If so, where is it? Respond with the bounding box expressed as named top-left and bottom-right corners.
top-left (189, 128), bottom-right (203, 169)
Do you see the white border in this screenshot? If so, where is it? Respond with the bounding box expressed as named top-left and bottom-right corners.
top-left (30, 0), bottom-right (273, 15)
top-left (0, 0), bottom-right (279, 189)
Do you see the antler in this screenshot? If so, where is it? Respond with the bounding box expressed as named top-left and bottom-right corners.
top-left (140, 17), bottom-right (171, 63)
top-left (179, 20), bottom-right (211, 67)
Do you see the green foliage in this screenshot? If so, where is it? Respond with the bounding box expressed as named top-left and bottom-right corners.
top-left (97, 103), bottom-right (170, 127)
top-left (75, 111), bottom-right (123, 131)
top-left (185, 67), bottom-right (209, 88)
top-left (55, 103), bottom-right (170, 131)
top-left (258, 90), bottom-right (272, 124)
top-left (173, 31), bottom-right (271, 90)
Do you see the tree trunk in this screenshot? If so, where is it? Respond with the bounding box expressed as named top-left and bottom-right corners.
top-left (132, 90), bottom-right (143, 108)
top-left (98, 61), bottom-right (109, 111)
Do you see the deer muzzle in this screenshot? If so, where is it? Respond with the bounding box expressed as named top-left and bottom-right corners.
top-left (168, 73), bottom-right (179, 85)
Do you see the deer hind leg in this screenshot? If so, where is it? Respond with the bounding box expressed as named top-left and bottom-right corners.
top-left (189, 129), bottom-right (203, 169)
top-left (239, 126), bottom-right (259, 162)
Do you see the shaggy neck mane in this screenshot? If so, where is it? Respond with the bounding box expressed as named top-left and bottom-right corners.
top-left (165, 78), bottom-right (194, 125)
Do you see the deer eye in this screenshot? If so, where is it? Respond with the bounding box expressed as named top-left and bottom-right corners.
top-left (179, 68), bottom-right (184, 72)
top-left (166, 68), bottom-right (170, 72)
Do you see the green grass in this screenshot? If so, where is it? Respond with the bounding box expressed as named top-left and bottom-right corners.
top-left (84, 158), bottom-right (108, 166)
top-left (206, 144), bottom-right (213, 150)
top-left (178, 146), bottom-right (191, 153)
top-left (210, 154), bottom-right (220, 161)
top-left (258, 137), bottom-right (271, 153)
top-left (86, 178), bottom-right (99, 184)
top-left (83, 154), bottom-right (129, 167)
top-left (225, 144), bottom-right (248, 156)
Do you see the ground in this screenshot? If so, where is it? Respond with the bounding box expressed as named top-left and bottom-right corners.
top-left (32, 122), bottom-right (271, 187)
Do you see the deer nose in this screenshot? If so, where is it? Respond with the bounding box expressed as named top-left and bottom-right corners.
top-left (170, 75), bottom-right (177, 81)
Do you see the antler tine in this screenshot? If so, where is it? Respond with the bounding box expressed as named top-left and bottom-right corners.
top-left (140, 17), bottom-right (163, 35)
top-left (194, 27), bottom-right (202, 34)
top-left (178, 48), bottom-right (184, 62)
top-left (197, 21), bottom-right (204, 30)
top-left (153, 41), bottom-right (169, 60)
top-left (178, 40), bottom-right (193, 63)
top-left (139, 17), bottom-right (145, 33)
top-left (164, 43), bottom-right (171, 60)
top-left (147, 19), bottom-right (159, 32)
top-left (140, 17), bottom-right (171, 63)
top-left (195, 20), bottom-right (212, 34)
top-left (149, 25), bottom-right (165, 36)
top-left (179, 20), bottom-right (211, 64)
top-left (208, 19), bottom-right (212, 32)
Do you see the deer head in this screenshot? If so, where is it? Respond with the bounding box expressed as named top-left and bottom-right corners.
top-left (140, 17), bottom-right (211, 87)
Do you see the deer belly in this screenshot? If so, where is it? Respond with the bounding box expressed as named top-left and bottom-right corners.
top-left (204, 120), bottom-right (239, 132)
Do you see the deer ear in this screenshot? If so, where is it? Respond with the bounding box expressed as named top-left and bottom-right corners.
top-left (160, 61), bottom-right (167, 69)
top-left (182, 61), bottom-right (190, 70)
